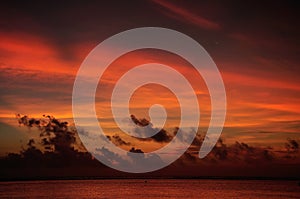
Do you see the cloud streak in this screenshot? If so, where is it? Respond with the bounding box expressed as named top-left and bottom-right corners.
top-left (152, 0), bottom-right (220, 30)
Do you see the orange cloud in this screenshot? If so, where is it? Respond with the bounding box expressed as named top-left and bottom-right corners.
top-left (1, 29), bottom-right (299, 151)
top-left (0, 32), bottom-right (80, 74)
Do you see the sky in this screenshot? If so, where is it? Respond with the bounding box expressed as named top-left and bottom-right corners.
top-left (0, 0), bottom-right (299, 165)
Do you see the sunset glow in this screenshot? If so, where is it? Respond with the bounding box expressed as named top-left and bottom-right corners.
top-left (0, 1), bottom-right (299, 182)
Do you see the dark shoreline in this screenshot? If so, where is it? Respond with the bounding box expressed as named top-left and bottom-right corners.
top-left (1, 176), bottom-right (300, 182)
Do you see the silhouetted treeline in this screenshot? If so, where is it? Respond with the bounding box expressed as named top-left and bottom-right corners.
top-left (0, 114), bottom-right (103, 169)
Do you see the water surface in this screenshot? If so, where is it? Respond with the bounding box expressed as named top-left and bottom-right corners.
top-left (0, 179), bottom-right (300, 198)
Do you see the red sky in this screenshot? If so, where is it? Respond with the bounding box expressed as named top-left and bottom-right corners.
top-left (0, 0), bottom-right (299, 155)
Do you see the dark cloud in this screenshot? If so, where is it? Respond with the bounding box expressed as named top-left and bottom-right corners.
top-left (7, 114), bottom-right (166, 173)
top-left (285, 138), bottom-right (299, 153)
top-left (127, 115), bottom-right (297, 166)
top-left (17, 115), bottom-right (71, 148)
top-left (106, 134), bottom-right (131, 146)
top-left (130, 115), bottom-right (173, 143)
top-left (12, 114), bottom-right (300, 168)
top-left (0, 66), bottom-right (73, 110)
top-left (129, 147), bottom-right (144, 154)
top-left (149, 128), bottom-right (172, 143)
top-left (11, 114), bottom-right (101, 168)
top-left (199, 140), bottom-right (277, 165)
top-left (176, 138), bottom-right (296, 167)
top-left (130, 115), bottom-right (149, 127)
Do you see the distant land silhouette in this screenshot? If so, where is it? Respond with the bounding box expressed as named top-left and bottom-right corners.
top-left (0, 114), bottom-right (299, 181)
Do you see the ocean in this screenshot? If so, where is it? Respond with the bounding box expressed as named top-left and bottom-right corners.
top-left (0, 179), bottom-right (300, 198)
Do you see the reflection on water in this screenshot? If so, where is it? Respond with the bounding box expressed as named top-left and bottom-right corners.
top-left (0, 179), bottom-right (299, 198)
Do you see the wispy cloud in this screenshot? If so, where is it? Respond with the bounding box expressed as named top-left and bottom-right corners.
top-left (151, 0), bottom-right (220, 30)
